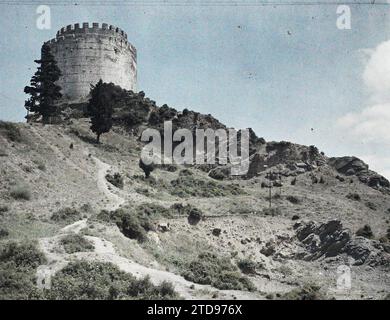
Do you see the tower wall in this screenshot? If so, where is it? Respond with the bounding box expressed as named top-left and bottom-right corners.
top-left (45, 22), bottom-right (137, 102)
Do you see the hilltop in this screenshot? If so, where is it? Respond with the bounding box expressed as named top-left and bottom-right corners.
top-left (0, 90), bottom-right (389, 300)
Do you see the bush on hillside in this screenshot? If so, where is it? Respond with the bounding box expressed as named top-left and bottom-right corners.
top-left (182, 252), bottom-right (255, 291)
top-left (61, 234), bottom-right (94, 254)
top-left (45, 260), bottom-right (178, 300)
top-left (51, 207), bottom-right (82, 224)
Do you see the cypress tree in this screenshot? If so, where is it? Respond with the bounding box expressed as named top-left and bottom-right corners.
top-left (87, 80), bottom-right (114, 143)
top-left (24, 44), bottom-right (62, 123)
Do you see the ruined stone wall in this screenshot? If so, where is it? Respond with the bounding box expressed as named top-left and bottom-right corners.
top-left (45, 22), bottom-right (137, 102)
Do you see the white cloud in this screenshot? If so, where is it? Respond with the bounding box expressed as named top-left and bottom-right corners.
top-left (362, 40), bottom-right (390, 101)
top-left (337, 103), bottom-right (390, 144)
top-left (336, 40), bottom-right (390, 180)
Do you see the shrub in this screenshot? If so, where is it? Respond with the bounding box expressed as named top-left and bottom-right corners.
top-left (139, 159), bottom-right (155, 178)
top-left (187, 208), bottom-right (203, 225)
top-left (51, 207), bottom-right (82, 224)
top-left (356, 225), bottom-right (374, 239)
top-left (277, 265), bottom-right (293, 276)
top-left (0, 121), bottom-right (22, 142)
top-left (237, 259), bottom-right (258, 275)
top-left (282, 283), bottom-right (324, 300)
top-left (0, 264), bottom-right (43, 299)
top-left (119, 213), bottom-right (148, 243)
top-left (179, 169), bottom-right (193, 177)
top-left (105, 173), bottom-right (124, 189)
top-left (45, 260), bottom-right (178, 300)
top-left (169, 176), bottom-right (245, 198)
top-left (0, 205), bottom-right (9, 214)
top-left (97, 207), bottom-right (150, 243)
top-left (10, 185), bottom-right (31, 200)
top-left (159, 164), bottom-right (177, 172)
top-left (61, 234), bottom-right (94, 254)
top-left (286, 195), bottom-right (301, 204)
top-left (346, 193), bottom-right (361, 201)
top-left (182, 252), bottom-right (255, 291)
top-left (0, 242), bottom-right (46, 269)
top-left (0, 228), bottom-right (9, 239)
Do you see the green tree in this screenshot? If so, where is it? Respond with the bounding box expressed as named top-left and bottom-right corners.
top-left (87, 80), bottom-right (114, 143)
top-left (139, 158), bottom-right (154, 178)
top-left (24, 44), bottom-right (62, 123)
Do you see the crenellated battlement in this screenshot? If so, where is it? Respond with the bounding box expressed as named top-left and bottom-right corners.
top-left (55, 22), bottom-right (128, 41)
top-left (44, 22), bottom-right (136, 54)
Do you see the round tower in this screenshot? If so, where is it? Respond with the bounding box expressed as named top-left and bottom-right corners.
top-left (44, 22), bottom-right (137, 102)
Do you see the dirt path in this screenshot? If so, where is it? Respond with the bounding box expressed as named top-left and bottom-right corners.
top-left (36, 149), bottom-right (259, 299)
top-left (91, 154), bottom-right (125, 211)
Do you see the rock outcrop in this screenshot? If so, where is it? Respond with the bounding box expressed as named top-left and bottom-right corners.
top-left (294, 220), bottom-right (389, 267)
top-left (328, 156), bottom-right (390, 192)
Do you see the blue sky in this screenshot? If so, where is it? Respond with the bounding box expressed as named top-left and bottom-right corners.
top-left (1, 1), bottom-right (390, 178)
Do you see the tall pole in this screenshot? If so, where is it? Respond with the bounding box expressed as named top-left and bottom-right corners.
top-left (269, 184), bottom-right (272, 209)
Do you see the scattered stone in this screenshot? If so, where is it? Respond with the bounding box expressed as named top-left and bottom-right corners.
top-left (260, 241), bottom-right (276, 257)
top-left (365, 202), bottom-right (377, 211)
top-left (292, 215), bottom-right (300, 221)
top-left (157, 223), bottom-right (170, 232)
top-left (212, 228), bottom-right (221, 237)
top-left (356, 225), bottom-right (374, 239)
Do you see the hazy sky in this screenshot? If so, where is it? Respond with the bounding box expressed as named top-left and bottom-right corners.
top-left (1, 1), bottom-right (390, 178)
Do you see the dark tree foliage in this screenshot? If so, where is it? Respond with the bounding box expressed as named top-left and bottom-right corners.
top-left (87, 80), bottom-right (117, 143)
top-left (139, 158), bottom-right (155, 178)
top-left (24, 44), bottom-right (62, 123)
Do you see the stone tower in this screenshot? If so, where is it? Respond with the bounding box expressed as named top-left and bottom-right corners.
top-left (44, 22), bottom-right (137, 102)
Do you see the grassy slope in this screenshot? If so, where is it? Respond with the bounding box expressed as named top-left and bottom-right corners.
top-left (0, 120), bottom-right (389, 299)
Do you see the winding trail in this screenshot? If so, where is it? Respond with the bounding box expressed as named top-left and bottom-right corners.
top-left (36, 150), bottom-right (257, 299)
top-left (90, 153), bottom-right (125, 211)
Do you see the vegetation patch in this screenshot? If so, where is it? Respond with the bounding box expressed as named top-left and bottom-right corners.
top-left (237, 258), bottom-right (259, 275)
top-left (356, 225), bottom-right (374, 239)
top-left (105, 173), bottom-right (124, 189)
top-left (0, 228), bottom-right (9, 239)
top-left (182, 252), bottom-right (255, 291)
top-left (97, 203), bottom-right (202, 243)
top-left (286, 195), bottom-right (301, 205)
top-left (0, 205), bottom-right (9, 214)
top-left (61, 234), bottom-right (94, 254)
top-left (169, 176), bottom-right (245, 198)
top-left (0, 121), bottom-right (22, 142)
top-left (51, 207), bottom-right (82, 224)
top-left (10, 185), bottom-right (31, 201)
top-left (282, 283), bottom-right (324, 300)
top-left (0, 242), bottom-right (46, 299)
top-left (45, 260), bottom-right (178, 300)
top-left (346, 193), bottom-right (361, 201)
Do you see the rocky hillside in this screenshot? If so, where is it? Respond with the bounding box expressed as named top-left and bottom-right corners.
top-left (0, 93), bottom-right (389, 300)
